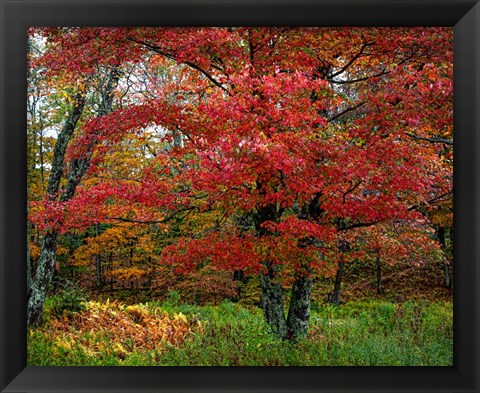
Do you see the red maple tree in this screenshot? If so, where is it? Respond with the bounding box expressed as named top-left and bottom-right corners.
top-left (28, 27), bottom-right (452, 338)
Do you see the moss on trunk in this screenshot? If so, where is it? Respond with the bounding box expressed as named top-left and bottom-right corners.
top-left (27, 231), bottom-right (58, 326)
top-left (260, 264), bottom-right (287, 339)
top-left (286, 274), bottom-right (313, 340)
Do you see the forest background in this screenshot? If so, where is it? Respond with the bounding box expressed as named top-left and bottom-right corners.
top-left (27, 27), bottom-right (453, 366)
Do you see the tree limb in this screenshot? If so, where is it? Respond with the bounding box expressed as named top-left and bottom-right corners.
top-left (328, 102), bottom-right (366, 123)
top-left (328, 68), bottom-right (389, 85)
top-left (129, 37), bottom-right (230, 95)
top-left (328, 40), bottom-right (371, 79)
top-left (405, 132), bottom-right (453, 145)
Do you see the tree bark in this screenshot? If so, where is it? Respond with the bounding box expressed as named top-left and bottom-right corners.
top-left (27, 231), bottom-right (59, 325)
top-left (286, 273), bottom-right (313, 339)
top-left (46, 93), bottom-right (87, 199)
top-left (253, 201), bottom-right (288, 338)
top-left (260, 262), bottom-right (287, 339)
top-left (27, 179), bottom-right (33, 295)
top-left (328, 226), bottom-right (350, 304)
top-left (26, 223), bottom-right (33, 296)
top-left (329, 261), bottom-right (345, 304)
top-left (444, 263), bottom-right (452, 288)
top-left (437, 226), bottom-right (453, 289)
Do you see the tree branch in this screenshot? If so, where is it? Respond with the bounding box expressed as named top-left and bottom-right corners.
top-left (342, 220), bottom-right (381, 231)
top-left (342, 181), bottom-right (363, 204)
top-left (106, 206), bottom-right (197, 225)
top-left (405, 132), bottom-right (453, 145)
top-left (328, 40), bottom-right (371, 79)
top-left (408, 190), bottom-right (453, 212)
top-left (328, 68), bottom-right (389, 85)
top-left (328, 102), bottom-right (365, 123)
top-left (129, 37), bottom-right (230, 95)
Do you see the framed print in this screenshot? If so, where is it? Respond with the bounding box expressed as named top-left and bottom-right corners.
top-left (1, 0), bottom-right (479, 392)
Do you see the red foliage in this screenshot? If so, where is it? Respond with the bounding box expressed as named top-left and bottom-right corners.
top-left (29, 27), bottom-right (453, 279)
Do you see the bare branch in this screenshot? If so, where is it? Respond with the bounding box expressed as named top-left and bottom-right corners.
top-left (328, 68), bottom-right (389, 85)
top-left (328, 102), bottom-right (365, 123)
top-left (328, 40), bottom-right (371, 79)
top-left (342, 181), bottom-right (363, 204)
top-left (405, 132), bottom-right (453, 146)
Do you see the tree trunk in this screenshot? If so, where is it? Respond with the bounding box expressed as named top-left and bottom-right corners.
top-left (329, 261), bottom-right (345, 304)
top-left (26, 181), bottom-right (33, 295)
top-left (39, 129), bottom-right (44, 185)
top-left (286, 273), bottom-right (313, 339)
top-left (94, 223), bottom-right (103, 288)
top-left (95, 250), bottom-right (102, 288)
top-left (27, 231), bottom-right (59, 326)
top-left (252, 201), bottom-right (287, 338)
top-left (27, 69), bottom-right (120, 326)
top-left (436, 226), bottom-right (453, 289)
top-left (27, 90), bottom-right (86, 326)
top-left (233, 269), bottom-right (245, 298)
top-left (260, 263), bottom-right (287, 339)
top-left (26, 224), bottom-right (32, 296)
top-left (376, 251), bottom-right (382, 294)
top-left (444, 262), bottom-right (452, 289)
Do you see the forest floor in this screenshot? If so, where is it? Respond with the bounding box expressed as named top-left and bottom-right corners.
top-left (28, 260), bottom-right (453, 366)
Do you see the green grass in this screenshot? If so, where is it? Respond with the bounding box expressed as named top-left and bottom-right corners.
top-left (28, 299), bottom-right (453, 366)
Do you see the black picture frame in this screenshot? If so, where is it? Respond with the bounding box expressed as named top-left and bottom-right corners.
top-left (1, 1), bottom-right (478, 392)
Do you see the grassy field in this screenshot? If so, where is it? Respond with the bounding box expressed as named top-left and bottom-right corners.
top-left (28, 296), bottom-right (453, 366)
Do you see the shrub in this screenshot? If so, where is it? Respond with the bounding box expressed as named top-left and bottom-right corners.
top-left (50, 286), bottom-right (87, 317)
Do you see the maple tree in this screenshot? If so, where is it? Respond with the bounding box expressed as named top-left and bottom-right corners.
top-left (28, 27), bottom-right (452, 339)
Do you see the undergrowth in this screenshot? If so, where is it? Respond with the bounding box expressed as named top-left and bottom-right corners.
top-left (28, 299), bottom-right (453, 366)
